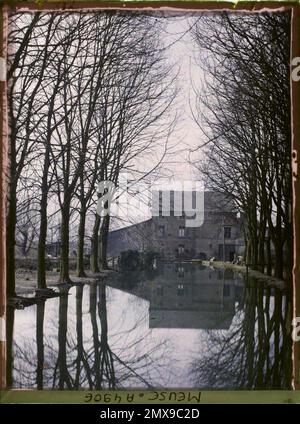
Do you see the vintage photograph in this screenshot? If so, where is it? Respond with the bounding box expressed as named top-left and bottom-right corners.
top-left (5, 8), bottom-right (293, 390)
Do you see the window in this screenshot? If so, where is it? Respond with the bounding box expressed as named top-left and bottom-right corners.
top-left (198, 252), bottom-right (207, 260)
top-left (223, 285), bottom-right (230, 297)
top-left (158, 225), bottom-right (165, 238)
top-left (177, 266), bottom-right (184, 277)
top-left (178, 244), bottom-right (184, 254)
top-left (224, 226), bottom-right (231, 239)
top-left (177, 284), bottom-right (184, 296)
top-left (178, 226), bottom-right (185, 238)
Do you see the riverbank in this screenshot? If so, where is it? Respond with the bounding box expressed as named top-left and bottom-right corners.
top-left (14, 258), bottom-right (287, 296)
top-left (14, 268), bottom-right (116, 295)
top-left (202, 260), bottom-right (286, 289)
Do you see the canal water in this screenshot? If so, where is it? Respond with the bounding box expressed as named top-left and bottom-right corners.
top-left (8, 263), bottom-right (293, 389)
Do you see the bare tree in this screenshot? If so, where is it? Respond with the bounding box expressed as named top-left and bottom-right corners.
top-left (7, 13), bottom-right (55, 295)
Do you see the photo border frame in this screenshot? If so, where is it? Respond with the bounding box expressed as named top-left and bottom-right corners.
top-left (0, 0), bottom-right (299, 403)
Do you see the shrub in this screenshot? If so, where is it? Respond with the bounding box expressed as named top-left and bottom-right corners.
top-left (120, 250), bottom-right (141, 271)
top-left (142, 250), bottom-right (160, 270)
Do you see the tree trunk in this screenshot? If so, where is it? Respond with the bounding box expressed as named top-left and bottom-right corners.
top-left (90, 213), bottom-right (101, 273)
top-left (246, 236), bottom-right (252, 265)
top-left (266, 236), bottom-right (272, 276)
top-left (60, 202), bottom-right (71, 283)
top-left (7, 105), bottom-right (17, 297)
top-left (274, 240), bottom-right (284, 279)
top-left (258, 238), bottom-right (265, 273)
top-left (258, 219), bottom-right (266, 274)
top-left (6, 189), bottom-right (16, 298)
top-left (274, 171), bottom-right (284, 279)
top-left (251, 233), bottom-right (259, 270)
top-left (37, 188), bottom-right (48, 289)
top-left (284, 222), bottom-right (293, 283)
top-left (76, 208), bottom-right (86, 277)
top-left (37, 112), bottom-right (53, 288)
top-left (100, 214), bottom-right (110, 270)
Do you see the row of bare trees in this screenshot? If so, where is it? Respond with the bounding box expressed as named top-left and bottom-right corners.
top-left (7, 11), bottom-right (175, 296)
top-left (190, 12), bottom-right (292, 279)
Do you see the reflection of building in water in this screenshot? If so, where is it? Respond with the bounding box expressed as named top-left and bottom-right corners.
top-left (148, 264), bottom-right (243, 330)
top-left (112, 264), bottom-right (244, 331)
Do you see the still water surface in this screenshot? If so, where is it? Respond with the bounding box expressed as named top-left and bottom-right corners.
top-left (8, 264), bottom-right (293, 389)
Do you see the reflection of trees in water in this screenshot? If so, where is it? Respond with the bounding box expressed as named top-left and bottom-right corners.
top-left (12, 298), bottom-right (59, 389)
top-left (89, 284), bottom-right (115, 389)
top-left (11, 284), bottom-right (172, 389)
top-left (54, 289), bottom-right (73, 389)
top-left (81, 284), bottom-right (172, 389)
top-left (36, 301), bottom-right (45, 389)
top-left (10, 301), bottom-right (48, 389)
top-left (189, 280), bottom-right (293, 389)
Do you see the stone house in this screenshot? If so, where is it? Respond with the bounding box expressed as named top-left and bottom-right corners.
top-left (106, 191), bottom-right (245, 261)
